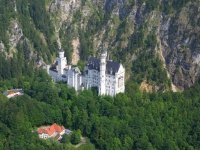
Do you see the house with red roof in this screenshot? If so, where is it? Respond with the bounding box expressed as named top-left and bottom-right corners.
top-left (38, 123), bottom-right (65, 140)
top-left (3, 89), bottom-right (24, 98)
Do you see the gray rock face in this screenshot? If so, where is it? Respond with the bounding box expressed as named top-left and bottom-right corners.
top-left (5, 0), bottom-right (199, 89)
top-left (49, 0), bottom-right (80, 16)
top-left (8, 20), bottom-right (23, 49)
top-left (101, 1), bottom-right (200, 89)
top-left (0, 41), bottom-right (5, 52)
top-left (158, 5), bottom-right (200, 89)
top-left (105, 0), bottom-right (126, 12)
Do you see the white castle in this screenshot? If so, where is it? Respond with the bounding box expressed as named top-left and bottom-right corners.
top-left (47, 48), bottom-right (125, 97)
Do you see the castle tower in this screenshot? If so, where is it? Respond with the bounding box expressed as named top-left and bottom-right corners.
top-left (46, 65), bottom-right (50, 75)
top-left (57, 49), bottom-right (66, 75)
top-left (99, 45), bottom-right (107, 95)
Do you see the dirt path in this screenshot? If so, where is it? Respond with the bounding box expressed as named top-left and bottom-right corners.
top-left (75, 136), bottom-right (86, 148)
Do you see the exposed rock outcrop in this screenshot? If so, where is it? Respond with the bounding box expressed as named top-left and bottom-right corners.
top-left (159, 4), bottom-right (200, 90)
top-left (3, 0), bottom-right (200, 90)
top-left (8, 20), bottom-right (23, 51)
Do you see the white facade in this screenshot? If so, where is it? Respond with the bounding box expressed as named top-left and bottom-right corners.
top-left (39, 133), bottom-right (51, 139)
top-left (38, 130), bottom-right (65, 139)
top-left (48, 49), bottom-right (125, 97)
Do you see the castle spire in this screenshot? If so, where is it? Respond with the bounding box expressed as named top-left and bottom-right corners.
top-left (101, 43), bottom-right (107, 54)
top-left (99, 43), bottom-right (107, 95)
top-left (57, 49), bottom-right (66, 75)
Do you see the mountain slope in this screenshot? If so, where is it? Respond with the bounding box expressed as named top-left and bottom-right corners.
top-left (0, 0), bottom-right (200, 90)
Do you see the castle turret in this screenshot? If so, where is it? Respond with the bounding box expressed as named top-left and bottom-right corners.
top-left (99, 45), bottom-right (107, 95)
top-left (57, 49), bottom-right (66, 75)
top-left (46, 65), bottom-right (50, 75)
top-left (68, 63), bottom-right (71, 70)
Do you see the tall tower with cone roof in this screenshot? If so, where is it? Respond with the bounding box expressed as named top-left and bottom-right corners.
top-left (57, 49), bottom-right (66, 75)
top-left (99, 45), bottom-right (107, 95)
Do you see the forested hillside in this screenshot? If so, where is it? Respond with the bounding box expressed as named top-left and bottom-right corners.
top-left (0, 70), bottom-right (200, 149)
top-left (0, 0), bottom-right (200, 90)
top-left (1, 0), bottom-right (200, 149)
top-left (0, 0), bottom-right (58, 80)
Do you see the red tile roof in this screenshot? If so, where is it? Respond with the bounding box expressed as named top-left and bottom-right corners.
top-left (8, 91), bottom-right (15, 95)
top-left (38, 123), bottom-right (65, 136)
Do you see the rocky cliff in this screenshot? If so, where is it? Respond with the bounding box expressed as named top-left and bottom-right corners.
top-left (159, 3), bottom-right (200, 90)
top-left (1, 0), bottom-right (200, 90)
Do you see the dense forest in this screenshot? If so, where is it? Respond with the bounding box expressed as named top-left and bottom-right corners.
top-left (0, 0), bottom-right (200, 149)
top-left (0, 69), bottom-right (200, 149)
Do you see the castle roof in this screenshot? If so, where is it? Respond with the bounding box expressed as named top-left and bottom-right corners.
top-left (73, 67), bottom-right (80, 73)
top-left (87, 57), bottom-right (120, 75)
top-left (50, 67), bottom-right (58, 73)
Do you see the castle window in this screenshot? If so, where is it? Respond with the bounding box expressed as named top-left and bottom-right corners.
top-left (118, 76), bottom-right (123, 88)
